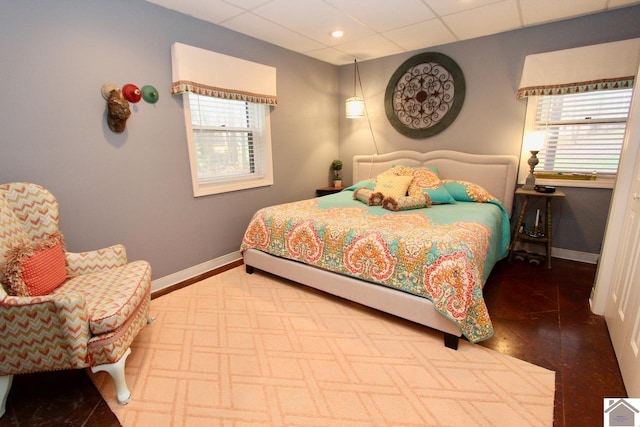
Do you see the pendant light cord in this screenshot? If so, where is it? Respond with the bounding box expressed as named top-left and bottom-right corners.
top-left (354, 60), bottom-right (379, 155)
top-left (352, 59), bottom-right (358, 97)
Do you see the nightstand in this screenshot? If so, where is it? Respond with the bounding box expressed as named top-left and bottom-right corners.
top-left (509, 187), bottom-right (565, 268)
top-left (316, 186), bottom-right (343, 197)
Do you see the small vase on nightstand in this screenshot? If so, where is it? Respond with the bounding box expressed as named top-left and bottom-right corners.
top-left (333, 180), bottom-right (342, 188)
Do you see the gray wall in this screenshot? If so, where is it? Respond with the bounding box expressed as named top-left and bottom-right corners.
top-left (0, 0), bottom-right (338, 279)
top-left (338, 6), bottom-right (640, 256)
top-left (2, 1), bottom-right (638, 281)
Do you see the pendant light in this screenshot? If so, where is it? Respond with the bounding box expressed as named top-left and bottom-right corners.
top-left (346, 59), bottom-right (365, 119)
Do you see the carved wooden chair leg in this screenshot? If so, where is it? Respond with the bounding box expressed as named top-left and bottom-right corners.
top-left (91, 348), bottom-right (132, 405)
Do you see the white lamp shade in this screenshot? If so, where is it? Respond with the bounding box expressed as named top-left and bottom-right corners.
top-left (346, 96), bottom-right (365, 119)
top-left (524, 131), bottom-right (545, 152)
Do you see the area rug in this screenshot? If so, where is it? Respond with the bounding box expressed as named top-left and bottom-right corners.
top-left (91, 266), bottom-right (555, 426)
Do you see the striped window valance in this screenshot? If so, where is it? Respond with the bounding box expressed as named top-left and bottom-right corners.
top-left (171, 42), bottom-right (277, 105)
top-left (516, 38), bottom-right (640, 99)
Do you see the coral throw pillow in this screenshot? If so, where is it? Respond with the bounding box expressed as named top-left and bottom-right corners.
top-left (2, 232), bottom-right (67, 296)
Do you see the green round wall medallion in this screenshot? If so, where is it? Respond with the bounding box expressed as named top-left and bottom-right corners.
top-left (385, 52), bottom-right (466, 139)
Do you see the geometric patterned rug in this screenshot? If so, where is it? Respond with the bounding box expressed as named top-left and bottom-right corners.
top-left (90, 266), bottom-right (555, 426)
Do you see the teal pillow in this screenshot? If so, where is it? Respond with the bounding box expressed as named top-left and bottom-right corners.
top-left (442, 181), bottom-right (472, 201)
top-left (424, 165), bottom-right (441, 176)
top-left (345, 179), bottom-right (375, 192)
top-left (442, 180), bottom-right (495, 203)
top-left (405, 167), bottom-right (454, 204)
top-left (422, 186), bottom-right (455, 204)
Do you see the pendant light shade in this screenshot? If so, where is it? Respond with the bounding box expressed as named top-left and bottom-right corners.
top-left (344, 58), bottom-right (379, 155)
top-left (346, 59), bottom-right (365, 119)
top-left (346, 96), bottom-right (365, 118)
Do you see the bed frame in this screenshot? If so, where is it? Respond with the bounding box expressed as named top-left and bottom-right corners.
top-left (244, 150), bottom-right (518, 349)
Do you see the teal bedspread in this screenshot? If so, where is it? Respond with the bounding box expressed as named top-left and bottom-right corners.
top-left (241, 183), bottom-right (510, 342)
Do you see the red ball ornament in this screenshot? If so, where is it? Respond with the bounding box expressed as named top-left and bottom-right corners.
top-left (122, 84), bottom-right (142, 103)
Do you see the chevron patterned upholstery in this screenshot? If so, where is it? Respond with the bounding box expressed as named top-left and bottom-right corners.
top-left (0, 182), bottom-right (152, 416)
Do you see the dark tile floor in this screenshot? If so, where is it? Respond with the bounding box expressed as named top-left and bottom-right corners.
top-left (0, 369), bottom-right (119, 427)
top-left (0, 258), bottom-right (626, 426)
top-left (480, 257), bottom-right (627, 427)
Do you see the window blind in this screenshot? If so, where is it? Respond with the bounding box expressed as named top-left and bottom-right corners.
top-left (189, 94), bottom-right (266, 181)
top-left (533, 89), bottom-right (633, 174)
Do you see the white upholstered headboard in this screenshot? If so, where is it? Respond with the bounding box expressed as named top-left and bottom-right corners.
top-left (353, 150), bottom-right (519, 215)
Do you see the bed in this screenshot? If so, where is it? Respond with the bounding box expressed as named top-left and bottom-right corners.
top-left (241, 150), bottom-right (518, 349)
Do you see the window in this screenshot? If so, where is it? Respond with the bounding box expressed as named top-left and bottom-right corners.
top-left (521, 88), bottom-right (633, 188)
top-left (183, 93), bottom-right (273, 196)
top-left (171, 42), bottom-right (277, 197)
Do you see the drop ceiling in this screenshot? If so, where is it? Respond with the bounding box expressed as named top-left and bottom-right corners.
top-left (145, 0), bottom-right (640, 65)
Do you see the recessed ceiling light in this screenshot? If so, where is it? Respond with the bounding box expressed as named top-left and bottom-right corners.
top-left (331, 29), bottom-right (344, 38)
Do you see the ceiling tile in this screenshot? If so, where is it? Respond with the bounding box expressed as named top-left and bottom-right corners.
top-left (253, 0), bottom-right (374, 46)
top-left (222, 0), bottom-right (273, 11)
top-left (324, 0), bottom-right (435, 32)
top-left (383, 18), bottom-right (457, 51)
top-left (423, 0), bottom-right (504, 16)
top-left (304, 47), bottom-right (355, 65)
top-left (146, 0), bottom-right (243, 23)
top-left (443, 0), bottom-right (521, 41)
top-left (144, 0), bottom-right (640, 65)
top-left (222, 12), bottom-right (325, 52)
top-left (334, 34), bottom-right (405, 61)
top-left (519, 0), bottom-right (607, 26)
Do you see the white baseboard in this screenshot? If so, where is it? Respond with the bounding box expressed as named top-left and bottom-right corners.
top-left (517, 241), bottom-right (599, 264)
top-left (551, 247), bottom-right (599, 264)
top-left (151, 251), bottom-right (243, 293)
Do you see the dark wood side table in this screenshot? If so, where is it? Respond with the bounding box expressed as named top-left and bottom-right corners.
top-left (509, 187), bottom-right (565, 268)
top-left (316, 186), bottom-right (343, 197)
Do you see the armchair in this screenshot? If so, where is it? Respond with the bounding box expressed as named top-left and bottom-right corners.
top-left (0, 182), bottom-right (151, 417)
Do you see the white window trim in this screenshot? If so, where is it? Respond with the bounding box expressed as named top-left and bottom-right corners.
top-left (518, 95), bottom-right (618, 190)
top-left (183, 93), bottom-right (274, 197)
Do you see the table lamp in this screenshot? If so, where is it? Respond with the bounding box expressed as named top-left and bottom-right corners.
top-left (523, 131), bottom-right (545, 190)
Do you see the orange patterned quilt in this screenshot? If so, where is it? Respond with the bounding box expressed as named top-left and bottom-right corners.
top-left (241, 188), bottom-right (510, 342)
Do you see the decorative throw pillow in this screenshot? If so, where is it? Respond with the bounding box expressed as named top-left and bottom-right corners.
top-left (353, 188), bottom-right (371, 204)
top-left (373, 175), bottom-right (414, 198)
top-left (2, 231), bottom-right (67, 296)
top-left (376, 165), bottom-right (440, 181)
top-left (442, 180), bottom-right (496, 203)
top-left (407, 168), bottom-right (441, 194)
top-left (376, 164), bottom-right (413, 178)
top-left (382, 194), bottom-right (432, 211)
top-left (353, 188), bottom-right (384, 206)
top-left (420, 186), bottom-right (455, 204)
top-left (347, 179), bottom-right (375, 192)
top-left (407, 168), bottom-right (455, 204)
top-left (369, 191), bottom-right (385, 206)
